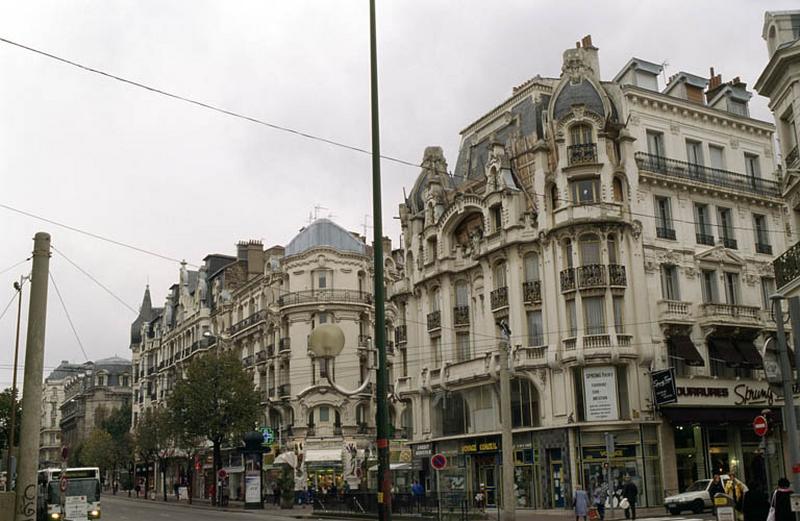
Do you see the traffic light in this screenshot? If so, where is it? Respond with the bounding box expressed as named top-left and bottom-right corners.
top-left (762, 409), bottom-right (779, 435)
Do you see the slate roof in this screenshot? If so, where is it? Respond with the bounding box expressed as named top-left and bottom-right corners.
top-left (285, 219), bottom-right (366, 257)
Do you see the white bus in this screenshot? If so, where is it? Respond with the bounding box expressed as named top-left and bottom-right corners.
top-left (37, 467), bottom-right (101, 520)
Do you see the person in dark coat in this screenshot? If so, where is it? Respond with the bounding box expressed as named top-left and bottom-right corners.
top-left (622, 476), bottom-right (638, 520)
top-left (742, 481), bottom-right (770, 521)
top-left (773, 478), bottom-right (794, 521)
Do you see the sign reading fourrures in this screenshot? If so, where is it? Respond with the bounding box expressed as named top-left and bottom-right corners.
top-left (584, 366), bottom-right (618, 421)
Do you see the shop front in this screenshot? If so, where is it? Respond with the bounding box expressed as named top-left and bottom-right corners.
top-left (304, 449), bottom-right (344, 494)
top-left (661, 378), bottom-right (785, 495)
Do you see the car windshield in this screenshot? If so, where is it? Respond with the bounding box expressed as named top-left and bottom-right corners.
top-left (48, 479), bottom-right (100, 503)
top-left (686, 480), bottom-right (710, 492)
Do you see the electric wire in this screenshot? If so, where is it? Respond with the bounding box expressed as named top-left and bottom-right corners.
top-left (49, 270), bottom-right (90, 361)
top-left (0, 258), bottom-right (30, 277)
top-left (0, 290), bottom-right (19, 323)
top-left (52, 245), bottom-right (139, 315)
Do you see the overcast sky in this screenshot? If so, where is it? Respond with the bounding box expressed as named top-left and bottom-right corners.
top-left (0, 0), bottom-right (796, 389)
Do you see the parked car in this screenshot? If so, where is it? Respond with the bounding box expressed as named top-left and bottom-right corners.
top-left (664, 477), bottom-right (729, 515)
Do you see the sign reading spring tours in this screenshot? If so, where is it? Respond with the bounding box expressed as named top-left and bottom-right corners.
top-left (651, 368), bottom-right (678, 406)
top-left (583, 366), bottom-right (619, 421)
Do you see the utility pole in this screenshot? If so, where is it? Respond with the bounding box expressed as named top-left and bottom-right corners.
top-left (771, 295), bottom-right (800, 495)
top-left (4, 275), bottom-right (26, 491)
top-left (497, 321), bottom-right (515, 521)
top-left (14, 232), bottom-right (51, 521)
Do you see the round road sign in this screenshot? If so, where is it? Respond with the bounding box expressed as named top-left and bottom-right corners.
top-left (430, 453), bottom-right (447, 471)
top-left (754, 415), bottom-right (769, 437)
top-left (218, 469), bottom-right (228, 479)
top-left (59, 475), bottom-right (68, 492)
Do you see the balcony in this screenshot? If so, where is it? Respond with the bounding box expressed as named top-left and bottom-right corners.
top-left (279, 337), bottom-right (291, 352)
top-left (699, 303), bottom-right (762, 328)
top-left (306, 426), bottom-right (316, 437)
top-left (278, 383), bottom-right (291, 398)
top-left (427, 310), bottom-right (441, 332)
top-left (756, 243), bottom-right (773, 255)
top-left (453, 306), bottom-right (470, 326)
top-left (656, 227), bottom-right (677, 240)
top-left (523, 280), bottom-right (542, 304)
top-left (358, 335), bottom-right (371, 348)
top-left (657, 300), bottom-right (694, 324)
top-left (563, 338), bottom-right (577, 351)
top-left (608, 265), bottom-right (627, 287)
top-left (515, 346), bottom-right (548, 369)
top-left (583, 334), bottom-right (611, 349)
top-left (775, 240), bottom-right (800, 289)
top-left (242, 355), bottom-right (254, 368)
top-left (721, 237), bottom-right (738, 250)
top-left (577, 265), bottom-right (606, 289)
top-left (490, 286), bottom-right (509, 311)
top-left (635, 152), bottom-right (781, 197)
top-left (357, 422), bottom-right (369, 434)
top-left (255, 350), bottom-right (267, 363)
top-left (560, 268), bottom-right (576, 292)
top-left (267, 387), bottom-right (275, 398)
top-left (786, 145), bottom-right (799, 169)
top-left (229, 309), bottom-right (267, 335)
top-left (277, 289), bottom-right (373, 307)
top-left (395, 325), bottom-right (407, 345)
top-left (567, 143), bottom-right (597, 165)
top-left (696, 233), bottom-right (715, 246)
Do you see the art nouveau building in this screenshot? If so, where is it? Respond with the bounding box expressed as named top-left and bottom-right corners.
top-left (130, 220), bottom-right (406, 498)
top-left (391, 36), bottom-right (789, 509)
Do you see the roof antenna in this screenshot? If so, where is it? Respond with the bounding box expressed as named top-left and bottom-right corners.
top-left (362, 214), bottom-right (373, 237)
top-left (660, 60), bottom-right (670, 85)
top-left (313, 204), bottom-right (329, 220)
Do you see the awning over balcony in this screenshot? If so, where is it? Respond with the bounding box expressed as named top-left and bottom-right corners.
top-left (708, 337), bottom-right (743, 366)
top-left (735, 339), bottom-right (763, 369)
top-left (668, 335), bottom-right (704, 366)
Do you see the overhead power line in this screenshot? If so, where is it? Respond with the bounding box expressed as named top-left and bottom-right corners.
top-left (49, 271), bottom-right (90, 361)
top-left (0, 258), bottom-right (30, 277)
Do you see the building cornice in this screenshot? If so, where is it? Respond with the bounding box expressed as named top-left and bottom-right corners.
top-left (755, 41), bottom-right (800, 99)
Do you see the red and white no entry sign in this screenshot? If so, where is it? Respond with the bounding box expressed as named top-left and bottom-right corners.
top-left (430, 453), bottom-right (447, 471)
top-left (59, 475), bottom-right (68, 492)
top-left (753, 415), bottom-right (769, 437)
top-left (218, 469), bottom-right (228, 479)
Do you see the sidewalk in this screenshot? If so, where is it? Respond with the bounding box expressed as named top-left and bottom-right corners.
top-left (106, 491), bottom-right (316, 517)
top-left (482, 506), bottom-right (668, 520)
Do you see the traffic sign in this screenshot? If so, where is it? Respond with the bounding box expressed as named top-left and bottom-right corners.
top-left (59, 475), bottom-right (68, 492)
top-left (754, 415), bottom-right (769, 437)
top-left (430, 453), bottom-right (447, 471)
top-left (218, 469), bottom-right (228, 479)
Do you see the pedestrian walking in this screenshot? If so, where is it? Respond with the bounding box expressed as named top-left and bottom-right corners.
top-left (622, 476), bottom-right (638, 520)
top-left (412, 480), bottom-right (424, 512)
top-left (475, 485), bottom-right (486, 513)
top-left (273, 483), bottom-right (281, 505)
top-left (742, 481), bottom-right (769, 521)
top-left (574, 484), bottom-right (590, 521)
top-left (725, 471), bottom-right (746, 520)
top-left (593, 480), bottom-right (608, 520)
top-left (770, 478), bottom-right (793, 521)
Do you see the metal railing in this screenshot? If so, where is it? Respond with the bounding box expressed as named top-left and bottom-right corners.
top-left (656, 227), bottom-right (676, 240)
top-left (577, 264), bottom-right (606, 288)
top-left (523, 280), bottom-right (542, 303)
top-left (635, 151), bottom-right (781, 197)
top-left (560, 268), bottom-right (576, 292)
top-left (453, 306), bottom-right (470, 326)
top-left (490, 286), bottom-right (509, 310)
top-left (278, 289), bottom-right (373, 307)
top-left (568, 143), bottom-right (597, 165)
top-left (786, 145), bottom-right (799, 169)
top-left (756, 242), bottom-right (773, 255)
top-left (721, 237), bottom-right (738, 250)
top-left (696, 233), bottom-right (715, 246)
top-left (229, 309), bottom-right (267, 335)
top-left (427, 310), bottom-right (441, 331)
top-left (255, 350), bottom-right (267, 363)
top-left (242, 355), bottom-right (254, 368)
top-left (279, 337), bottom-right (291, 351)
top-left (278, 383), bottom-right (291, 397)
top-left (266, 344), bottom-right (275, 357)
top-left (775, 240), bottom-right (800, 288)
top-left (395, 325), bottom-right (407, 345)
top-left (608, 264), bottom-right (627, 286)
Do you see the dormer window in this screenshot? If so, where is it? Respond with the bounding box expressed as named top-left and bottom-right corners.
top-left (728, 99), bottom-right (748, 117)
top-left (568, 124), bottom-right (597, 165)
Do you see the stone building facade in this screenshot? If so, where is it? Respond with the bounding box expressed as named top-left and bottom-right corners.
top-left (59, 357), bottom-right (132, 451)
top-left (389, 35), bottom-right (789, 509)
top-left (39, 360), bottom-right (92, 466)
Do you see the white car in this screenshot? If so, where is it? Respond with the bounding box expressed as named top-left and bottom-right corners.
top-left (664, 478), bottom-right (729, 515)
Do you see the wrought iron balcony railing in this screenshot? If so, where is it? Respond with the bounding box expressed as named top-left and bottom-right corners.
top-left (721, 237), bottom-right (738, 250)
top-left (567, 143), bottom-right (597, 165)
top-left (229, 309), bottom-right (267, 335)
top-left (774, 240), bottom-right (800, 288)
top-left (635, 151), bottom-right (781, 197)
top-left (278, 383), bottom-right (291, 397)
top-left (279, 337), bottom-right (291, 351)
top-left (696, 233), bottom-right (715, 246)
top-left (560, 268), bottom-right (576, 292)
top-left (277, 289), bottom-right (373, 307)
top-left (427, 311), bottom-right (441, 332)
top-left (453, 306), bottom-right (470, 326)
top-left (523, 280), bottom-right (542, 303)
top-left (756, 242), bottom-right (773, 255)
top-left (266, 344), bottom-right (275, 357)
top-left (395, 325), bottom-right (407, 345)
top-left (255, 350), bottom-right (267, 363)
top-left (786, 145), bottom-right (799, 169)
top-left (656, 227), bottom-right (677, 240)
top-left (577, 265), bottom-right (606, 289)
top-left (490, 286), bottom-right (509, 310)
top-left (608, 264), bottom-right (627, 287)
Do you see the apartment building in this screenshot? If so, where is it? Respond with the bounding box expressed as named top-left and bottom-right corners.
top-left (39, 360), bottom-right (92, 466)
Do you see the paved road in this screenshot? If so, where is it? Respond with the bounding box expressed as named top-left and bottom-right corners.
top-left (101, 495), bottom-right (313, 521)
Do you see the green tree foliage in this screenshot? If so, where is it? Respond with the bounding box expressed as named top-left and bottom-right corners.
top-left (134, 406), bottom-right (174, 500)
top-left (168, 350), bottom-right (261, 505)
top-left (81, 429), bottom-right (115, 473)
top-left (0, 387), bottom-right (22, 452)
top-left (103, 403), bottom-right (134, 477)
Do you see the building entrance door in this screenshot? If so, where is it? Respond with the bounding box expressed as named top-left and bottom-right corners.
top-left (547, 448), bottom-right (564, 508)
top-left (478, 465), bottom-right (497, 507)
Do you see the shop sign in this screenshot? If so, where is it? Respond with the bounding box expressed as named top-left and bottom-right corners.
top-left (651, 368), bottom-right (677, 406)
top-left (461, 440), bottom-right (499, 454)
top-left (674, 380), bottom-right (800, 407)
top-left (583, 366), bottom-right (619, 421)
top-left (582, 445), bottom-right (637, 461)
top-left (412, 443), bottom-right (432, 459)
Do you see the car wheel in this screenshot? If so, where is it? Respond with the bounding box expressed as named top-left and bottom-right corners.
top-left (669, 508), bottom-right (681, 515)
top-left (691, 499), bottom-right (704, 514)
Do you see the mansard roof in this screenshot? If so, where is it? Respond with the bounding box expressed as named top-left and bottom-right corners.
top-left (285, 218), bottom-right (366, 257)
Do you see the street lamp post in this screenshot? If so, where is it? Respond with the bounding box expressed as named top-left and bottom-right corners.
top-left (4, 275), bottom-right (27, 491)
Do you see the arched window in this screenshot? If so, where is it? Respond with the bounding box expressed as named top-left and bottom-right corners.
top-left (524, 253), bottom-right (540, 282)
top-left (613, 177), bottom-right (624, 202)
top-left (570, 124), bottom-right (593, 145)
top-left (579, 234), bottom-right (601, 265)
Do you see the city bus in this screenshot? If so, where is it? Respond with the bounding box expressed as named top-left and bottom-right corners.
top-left (37, 467), bottom-right (101, 520)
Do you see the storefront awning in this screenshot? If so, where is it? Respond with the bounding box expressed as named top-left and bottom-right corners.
top-left (708, 337), bottom-right (743, 367)
top-left (735, 339), bottom-right (763, 368)
top-left (668, 335), bottom-right (704, 366)
top-left (304, 449), bottom-right (342, 464)
top-left (368, 463), bottom-right (411, 472)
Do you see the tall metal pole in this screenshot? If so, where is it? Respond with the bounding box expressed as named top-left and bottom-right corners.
top-left (497, 323), bottom-right (515, 521)
top-left (771, 295), bottom-right (800, 494)
top-left (4, 277), bottom-right (24, 491)
top-left (14, 232), bottom-right (51, 521)
top-left (369, 0), bottom-right (391, 519)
